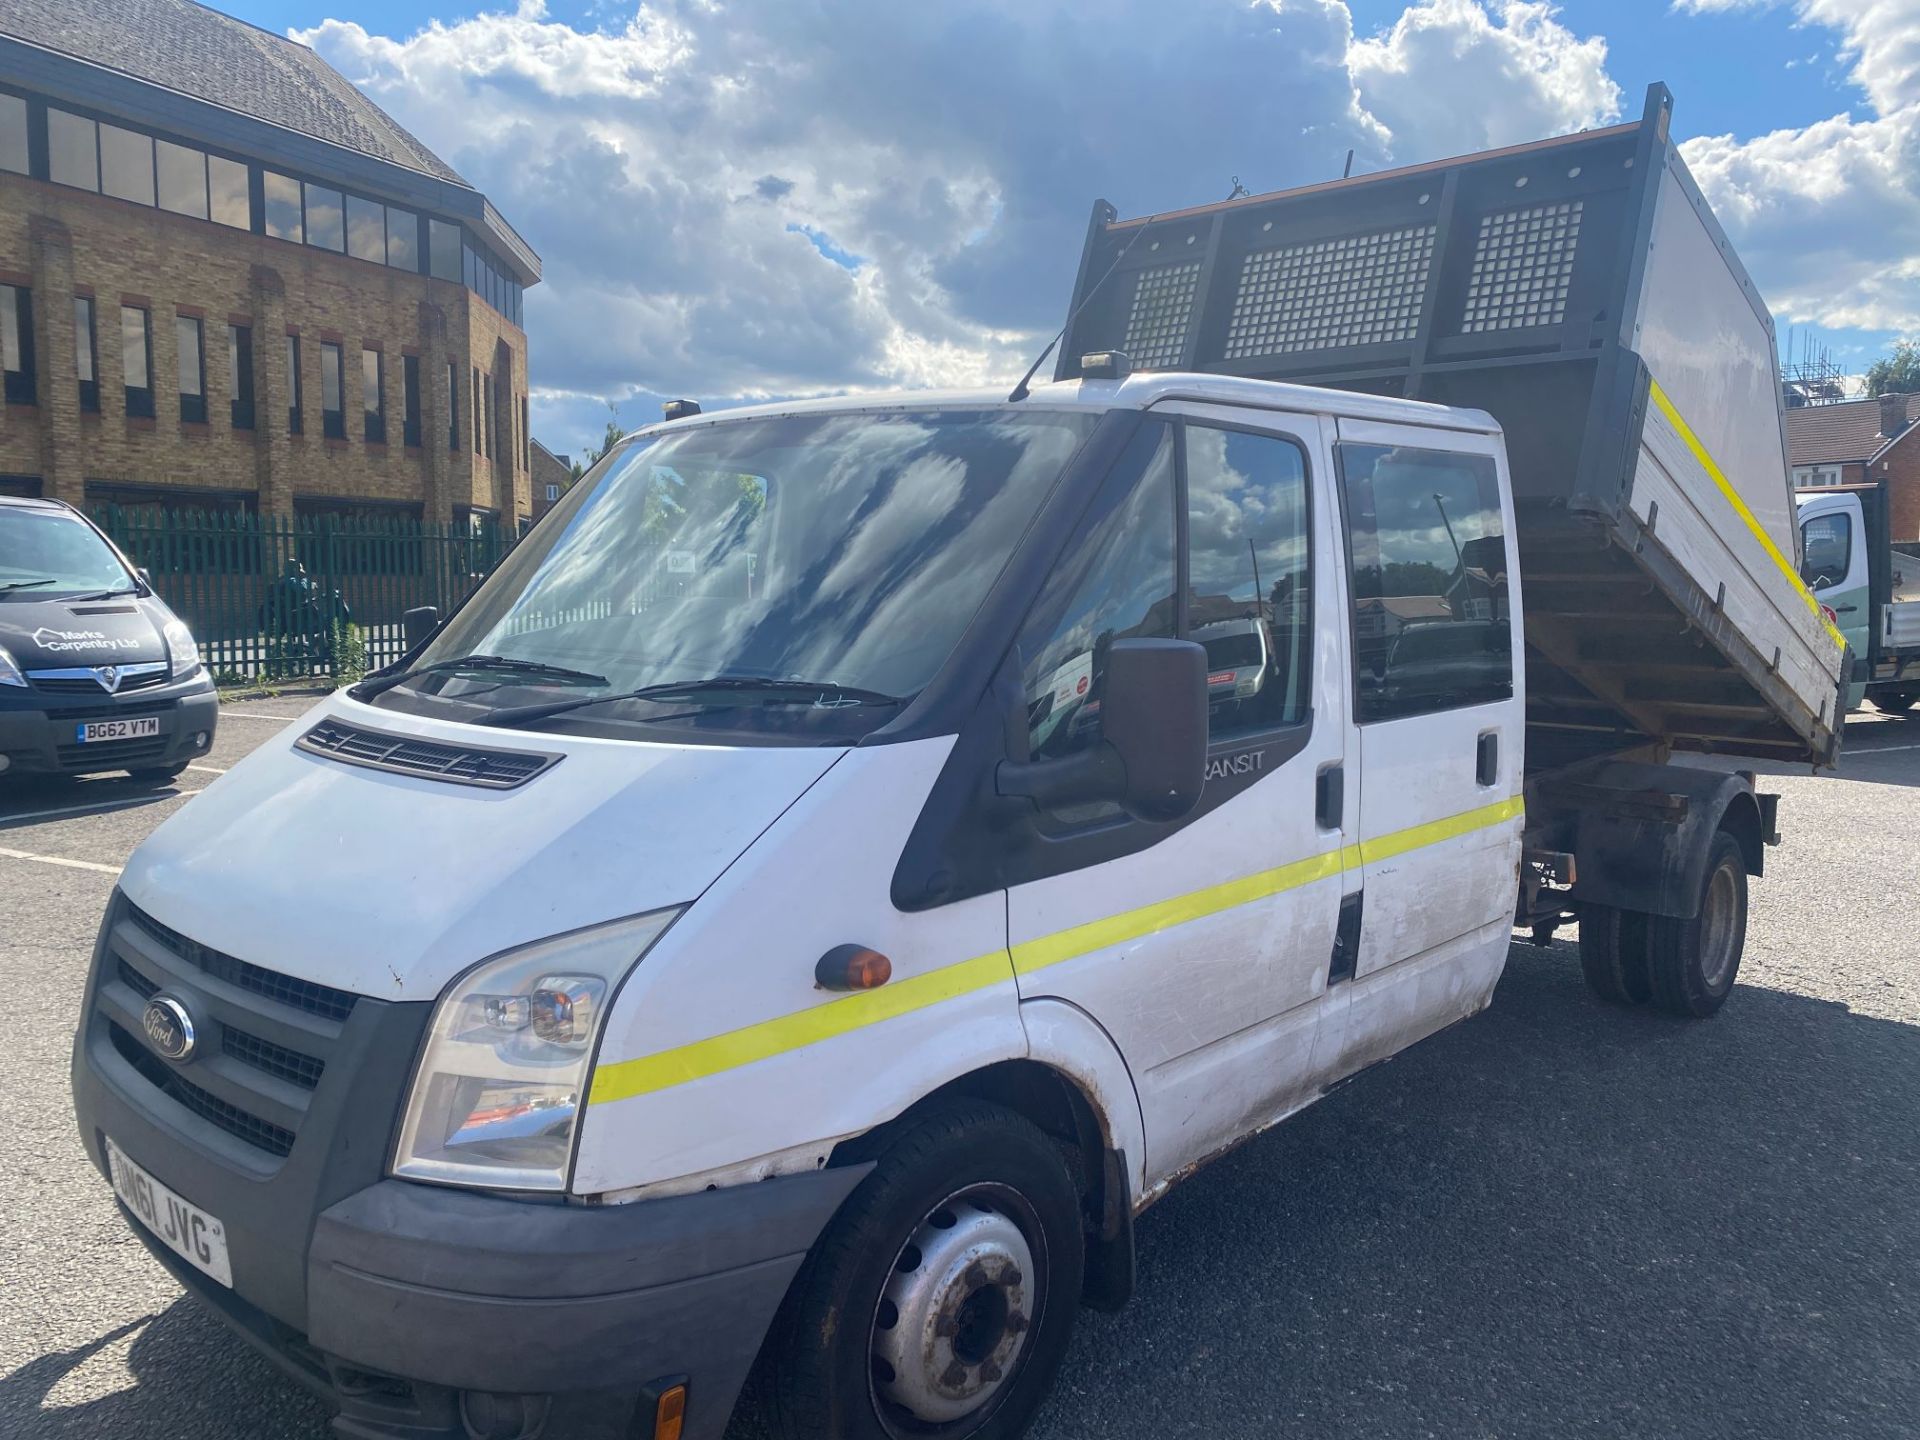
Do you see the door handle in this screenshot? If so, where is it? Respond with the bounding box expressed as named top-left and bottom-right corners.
top-left (1834, 604), bottom-right (1859, 614)
top-left (1316, 763), bottom-right (1344, 831)
top-left (1476, 731), bottom-right (1499, 787)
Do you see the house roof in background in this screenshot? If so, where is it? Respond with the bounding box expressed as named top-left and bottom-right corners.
top-left (0, 0), bottom-right (466, 187)
top-left (1786, 394), bottom-right (1920, 467)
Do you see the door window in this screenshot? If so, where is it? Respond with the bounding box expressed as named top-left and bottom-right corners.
top-left (1338, 443), bottom-right (1511, 723)
top-left (1185, 425), bottom-right (1311, 739)
top-left (1018, 422), bottom-right (1176, 764)
top-left (1799, 512), bottom-right (1851, 590)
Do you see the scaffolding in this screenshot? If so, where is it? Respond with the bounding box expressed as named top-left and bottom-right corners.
top-left (1781, 329), bottom-right (1852, 407)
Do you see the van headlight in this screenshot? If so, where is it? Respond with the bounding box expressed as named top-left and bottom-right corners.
top-left (0, 645), bottom-right (24, 688)
top-left (163, 619), bottom-right (201, 679)
top-left (392, 908), bottom-right (683, 1191)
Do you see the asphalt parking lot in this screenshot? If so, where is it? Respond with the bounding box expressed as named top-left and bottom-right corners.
top-left (2, 697), bottom-right (1917, 1439)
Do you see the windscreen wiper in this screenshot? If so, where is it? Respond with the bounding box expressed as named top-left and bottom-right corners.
top-left (64, 585), bottom-right (143, 601)
top-left (350, 654), bottom-right (610, 701)
top-left (0, 579), bottom-right (57, 592)
top-left (474, 676), bottom-right (907, 728)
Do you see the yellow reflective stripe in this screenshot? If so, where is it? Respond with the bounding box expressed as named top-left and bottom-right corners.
top-left (589, 949), bottom-right (1013, 1106)
top-left (1646, 378), bottom-right (1848, 654)
top-left (587, 795), bottom-right (1525, 1105)
top-left (1009, 847), bottom-right (1343, 977)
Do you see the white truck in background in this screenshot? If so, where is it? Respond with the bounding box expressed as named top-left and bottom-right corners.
top-left (73, 83), bottom-right (1843, 1440)
top-left (1796, 479), bottom-right (1920, 714)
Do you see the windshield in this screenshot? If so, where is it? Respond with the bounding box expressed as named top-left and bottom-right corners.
top-left (397, 408), bottom-right (1099, 737)
top-left (0, 507), bottom-right (136, 598)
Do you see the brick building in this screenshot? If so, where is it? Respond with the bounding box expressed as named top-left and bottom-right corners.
top-left (0, 0), bottom-right (539, 537)
top-left (1787, 391), bottom-right (1920, 540)
top-left (529, 438), bottom-right (571, 523)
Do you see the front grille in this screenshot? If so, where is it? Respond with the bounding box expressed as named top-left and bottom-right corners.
top-left (56, 737), bottom-right (169, 768)
top-left (109, 1020), bottom-right (296, 1157)
top-left (50, 699), bottom-right (173, 723)
top-left (296, 717), bottom-right (560, 790)
top-left (222, 1029), bottom-right (325, 1089)
top-left (118, 959), bottom-right (159, 999)
top-left (33, 670), bottom-right (172, 696)
top-left (126, 903), bottom-right (357, 1022)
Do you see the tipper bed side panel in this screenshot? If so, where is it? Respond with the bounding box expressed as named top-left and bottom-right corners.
top-left (1057, 83), bottom-right (1844, 768)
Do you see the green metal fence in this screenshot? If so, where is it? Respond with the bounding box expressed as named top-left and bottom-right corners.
top-left (91, 506), bottom-right (514, 682)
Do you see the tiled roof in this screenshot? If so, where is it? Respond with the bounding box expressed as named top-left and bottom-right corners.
top-left (1, 0), bottom-right (466, 187)
top-left (1787, 393), bottom-right (1920, 467)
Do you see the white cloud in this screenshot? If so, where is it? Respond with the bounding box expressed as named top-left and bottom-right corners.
top-left (296, 1), bottom-right (1624, 453)
top-left (1676, 0), bottom-right (1920, 340)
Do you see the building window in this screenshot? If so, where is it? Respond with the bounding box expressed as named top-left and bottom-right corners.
top-left (521, 396), bottom-right (531, 469)
top-left (402, 354), bottom-right (421, 447)
top-left (1792, 463), bottom-right (1843, 490)
top-left (263, 172), bottom-right (302, 242)
top-left (545, 483), bottom-right (560, 503)
top-left (121, 306), bottom-right (153, 419)
top-left (287, 334), bottom-right (303, 434)
top-left (362, 347), bottom-right (385, 444)
top-left (1, 285), bottom-right (33, 405)
top-left (304, 183), bottom-right (345, 252)
top-left (320, 342), bottom-right (345, 439)
top-left (387, 208), bottom-right (419, 272)
top-left (429, 220), bottom-right (462, 282)
top-left (346, 194), bottom-right (385, 263)
top-left (472, 367), bottom-right (483, 453)
top-left (229, 324), bottom-right (254, 430)
top-left (0, 93), bottom-right (26, 175)
top-left (209, 155), bottom-right (251, 230)
top-left (156, 139), bottom-right (209, 219)
top-left (48, 108), bottom-right (99, 191)
top-left (176, 315), bottom-right (206, 424)
top-left (100, 123), bottom-right (156, 206)
top-left (448, 362), bottom-right (460, 451)
top-left (74, 296), bottom-right (98, 412)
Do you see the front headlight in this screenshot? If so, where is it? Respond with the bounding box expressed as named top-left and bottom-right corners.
top-left (392, 908), bottom-right (683, 1191)
top-left (0, 645), bottom-right (24, 688)
top-left (163, 619), bottom-right (201, 679)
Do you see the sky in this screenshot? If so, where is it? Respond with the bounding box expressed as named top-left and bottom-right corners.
top-left (211, 0), bottom-right (1920, 461)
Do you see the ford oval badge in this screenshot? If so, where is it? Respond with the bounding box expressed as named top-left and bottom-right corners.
top-left (141, 996), bottom-right (196, 1062)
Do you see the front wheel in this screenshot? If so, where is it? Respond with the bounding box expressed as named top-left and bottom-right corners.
top-left (1645, 832), bottom-right (1749, 1019)
top-left (1869, 688), bottom-right (1918, 714)
top-left (758, 1100), bottom-right (1085, 1440)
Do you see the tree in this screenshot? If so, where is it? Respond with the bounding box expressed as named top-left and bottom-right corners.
top-left (1865, 341), bottom-right (1920, 398)
top-left (570, 401), bottom-right (628, 480)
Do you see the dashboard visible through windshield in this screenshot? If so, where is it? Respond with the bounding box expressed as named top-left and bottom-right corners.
top-left (376, 407), bottom-right (1100, 742)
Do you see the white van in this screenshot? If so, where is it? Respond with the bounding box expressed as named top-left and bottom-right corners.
top-left (73, 363), bottom-right (1806, 1440)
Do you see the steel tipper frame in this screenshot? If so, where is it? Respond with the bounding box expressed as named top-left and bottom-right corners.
top-left (1053, 82), bottom-right (1847, 776)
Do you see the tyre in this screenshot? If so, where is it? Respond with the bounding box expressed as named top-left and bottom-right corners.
top-left (1869, 688), bottom-right (1918, 714)
top-left (759, 1100), bottom-right (1085, 1440)
top-left (1578, 903), bottom-right (1651, 1006)
top-left (127, 763), bottom-right (190, 784)
top-left (1645, 832), bottom-right (1748, 1019)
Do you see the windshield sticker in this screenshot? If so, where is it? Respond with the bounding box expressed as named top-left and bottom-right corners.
top-left (665, 550), bottom-right (698, 574)
top-left (30, 626), bottom-right (147, 654)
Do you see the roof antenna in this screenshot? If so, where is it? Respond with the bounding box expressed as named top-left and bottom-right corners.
top-left (1009, 209), bottom-right (1161, 402)
top-left (1342, 148), bottom-right (1355, 179)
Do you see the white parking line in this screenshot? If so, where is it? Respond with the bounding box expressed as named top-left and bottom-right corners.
top-left (1849, 743), bottom-right (1920, 756)
top-left (217, 710), bottom-right (301, 722)
top-left (186, 763), bottom-right (227, 775)
top-left (0, 846), bottom-right (122, 875)
top-left (0, 789), bottom-right (202, 826)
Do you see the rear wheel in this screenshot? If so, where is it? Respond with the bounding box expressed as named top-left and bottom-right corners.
top-left (1869, 688), bottom-right (1919, 714)
top-left (759, 1100), bottom-right (1084, 1440)
top-left (127, 763), bottom-right (190, 785)
top-left (1578, 903), bottom-right (1651, 1006)
top-left (1645, 832), bottom-right (1748, 1019)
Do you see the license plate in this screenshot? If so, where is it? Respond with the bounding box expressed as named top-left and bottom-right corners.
top-left (105, 1137), bottom-right (232, 1287)
top-left (76, 717), bottom-right (162, 744)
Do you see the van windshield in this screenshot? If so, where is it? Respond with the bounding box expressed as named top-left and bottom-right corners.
top-left (393, 408), bottom-right (1098, 738)
top-left (0, 506), bottom-right (137, 600)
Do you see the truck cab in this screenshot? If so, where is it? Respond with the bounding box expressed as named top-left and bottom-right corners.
top-left (1797, 482), bottom-right (1920, 715)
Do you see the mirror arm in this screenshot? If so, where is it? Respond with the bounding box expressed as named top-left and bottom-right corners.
top-left (995, 745), bottom-right (1128, 812)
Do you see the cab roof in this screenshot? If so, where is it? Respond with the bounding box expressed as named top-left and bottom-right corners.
top-left (637, 373), bottom-right (1502, 440)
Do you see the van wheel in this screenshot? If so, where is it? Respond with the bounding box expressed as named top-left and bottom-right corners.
top-left (1645, 832), bottom-right (1748, 1019)
top-left (1869, 688), bottom-right (1918, 714)
top-left (127, 763), bottom-right (190, 785)
top-left (759, 1100), bottom-right (1084, 1440)
top-left (1578, 903), bottom-right (1651, 1005)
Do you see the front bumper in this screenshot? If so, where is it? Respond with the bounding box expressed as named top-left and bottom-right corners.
top-left (71, 896), bottom-right (868, 1439)
top-left (0, 678), bottom-right (217, 775)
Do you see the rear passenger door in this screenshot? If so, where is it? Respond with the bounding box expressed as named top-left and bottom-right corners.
top-left (1334, 422), bottom-right (1524, 982)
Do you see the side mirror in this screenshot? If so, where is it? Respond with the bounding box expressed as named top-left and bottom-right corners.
top-left (402, 605), bottom-right (440, 651)
top-left (136, 568), bottom-right (153, 592)
top-left (998, 637), bottom-right (1208, 823)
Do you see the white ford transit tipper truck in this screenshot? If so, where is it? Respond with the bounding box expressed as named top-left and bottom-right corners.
top-left (73, 85), bottom-right (1846, 1440)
